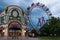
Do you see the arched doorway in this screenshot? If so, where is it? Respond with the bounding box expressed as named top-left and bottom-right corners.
top-left (8, 21), bottom-right (22, 36)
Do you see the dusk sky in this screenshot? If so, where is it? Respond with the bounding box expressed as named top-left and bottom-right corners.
top-left (0, 0), bottom-right (60, 29)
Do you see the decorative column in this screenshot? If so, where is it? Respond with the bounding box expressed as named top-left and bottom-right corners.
top-left (4, 25), bottom-right (8, 36)
top-left (21, 25), bottom-right (26, 36)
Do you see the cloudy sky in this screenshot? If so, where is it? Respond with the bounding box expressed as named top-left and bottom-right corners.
top-left (0, 0), bottom-right (60, 29)
top-left (0, 0), bottom-right (60, 17)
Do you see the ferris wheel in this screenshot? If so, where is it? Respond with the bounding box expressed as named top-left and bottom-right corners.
top-left (27, 2), bottom-right (52, 30)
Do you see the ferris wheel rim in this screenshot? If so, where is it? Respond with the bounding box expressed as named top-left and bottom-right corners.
top-left (27, 2), bottom-right (52, 17)
top-left (27, 2), bottom-right (52, 29)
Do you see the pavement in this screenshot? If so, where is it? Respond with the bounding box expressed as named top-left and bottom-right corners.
top-left (0, 36), bottom-right (39, 40)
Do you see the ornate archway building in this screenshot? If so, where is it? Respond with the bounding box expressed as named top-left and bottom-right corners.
top-left (0, 5), bottom-right (28, 36)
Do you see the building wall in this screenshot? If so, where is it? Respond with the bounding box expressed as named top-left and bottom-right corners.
top-left (0, 5), bottom-right (28, 36)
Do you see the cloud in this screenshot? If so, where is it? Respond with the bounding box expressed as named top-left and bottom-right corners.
top-left (3, 0), bottom-right (23, 5)
top-left (33, 0), bottom-right (60, 17)
top-left (0, 0), bottom-right (60, 17)
top-left (50, 3), bottom-right (60, 17)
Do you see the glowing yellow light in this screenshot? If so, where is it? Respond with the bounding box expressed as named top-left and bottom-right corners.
top-left (24, 30), bottom-right (26, 32)
top-left (3, 30), bottom-right (5, 32)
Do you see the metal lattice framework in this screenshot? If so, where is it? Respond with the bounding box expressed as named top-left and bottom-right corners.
top-left (37, 16), bottom-right (45, 28)
top-left (27, 2), bottom-right (52, 29)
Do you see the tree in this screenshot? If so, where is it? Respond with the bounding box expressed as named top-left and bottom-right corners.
top-left (39, 17), bottom-right (60, 36)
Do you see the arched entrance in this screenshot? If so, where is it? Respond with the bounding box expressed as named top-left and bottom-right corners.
top-left (8, 21), bottom-right (22, 36)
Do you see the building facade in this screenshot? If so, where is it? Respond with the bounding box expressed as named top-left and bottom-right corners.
top-left (0, 5), bottom-right (28, 37)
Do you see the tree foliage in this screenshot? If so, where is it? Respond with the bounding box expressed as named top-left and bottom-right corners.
top-left (40, 17), bottom-right (60, 36)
